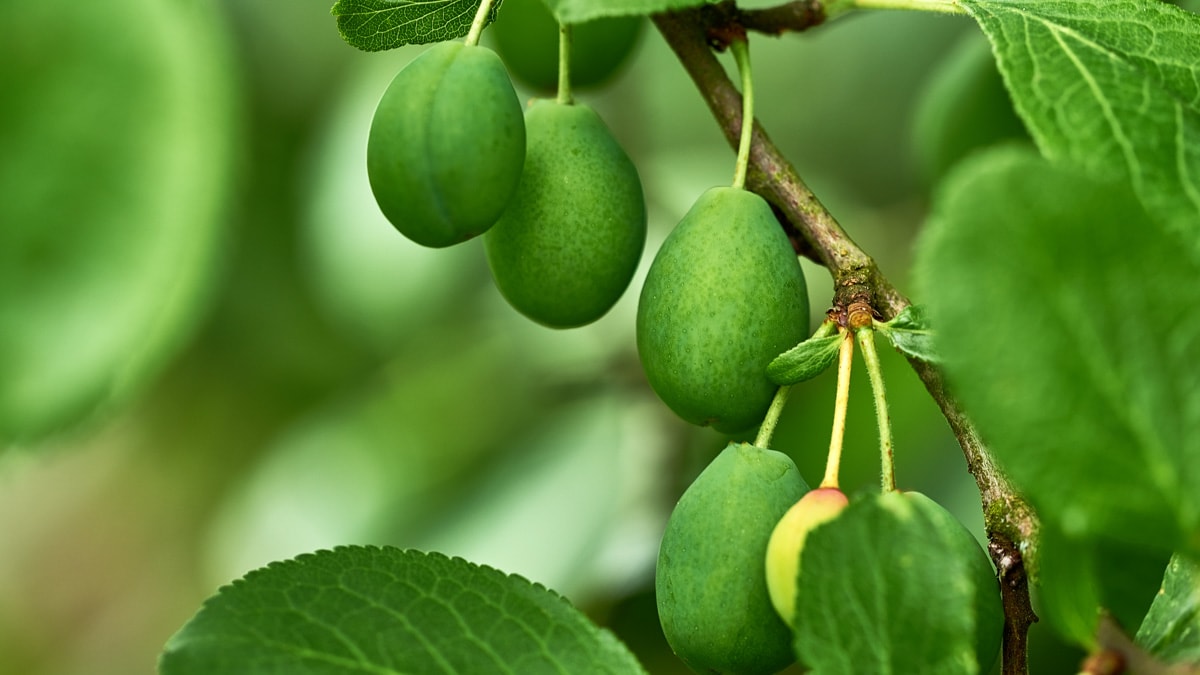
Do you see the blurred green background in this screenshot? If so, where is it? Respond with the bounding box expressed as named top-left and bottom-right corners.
top-left (0, 0), bottom-right (1082, 673)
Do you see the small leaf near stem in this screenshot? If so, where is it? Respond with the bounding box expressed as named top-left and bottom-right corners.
top-left (822, 330), bottom-right (854, 489)
top-left (465, 0), bottom-right (498, 46)
top-left (857, 327), bottom-right (897, 493)
top-left (729, 37), bottom-right (754, 191)
top-left (754, 385), bottom-right (792, 449)
top-left (557, 23), bottom-right (573, 105)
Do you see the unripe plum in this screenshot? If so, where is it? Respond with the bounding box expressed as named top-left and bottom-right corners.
top-left (764, 487), bottom-right (850, 626)
top-left (367, 42), bottom-right (525, 248)
top-left (656, 443), bottom-right (810, 675)
top-left (484, 99), bottom-right (646, 328)
top-left (637, 187), bottom-right (809, 433)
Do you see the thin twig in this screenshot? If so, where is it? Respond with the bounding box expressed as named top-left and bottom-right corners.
top-left (653, 8), bottom-right (1039, 673)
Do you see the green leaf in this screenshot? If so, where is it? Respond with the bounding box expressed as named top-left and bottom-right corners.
top-left (160, 547), bottom-right (646, 675)
top-left (541, 0), bottom-right (713, 24)
top-left (0, 0), bottom-right (235, 442)
top-left (793, 492), bottom-right (1002, 675)
top-left (767, 333), bottom-right (843, 385)
top-left (331, 0), bottom-right (497, 52)
top-left (1137, 554), bottom-right (1200, 663)
top-left (877, 305), bottom-right (941, 364)
top-left (961, 0), bottom-right (1200, 250)
top-left (916, 146), bottom-right (1200, 556)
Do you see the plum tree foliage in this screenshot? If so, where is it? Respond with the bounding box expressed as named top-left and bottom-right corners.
top-left (5, 0), bottom-right (1199, 673)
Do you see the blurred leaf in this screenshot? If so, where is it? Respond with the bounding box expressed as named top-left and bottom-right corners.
top-left (0, 0), bottom-right (236, 442)
top-left (331, 0), bottom-right (498, 51)
top-left (916, 147), bottom-right (1200, 556)
top-left (300, 51), bottom-right (484, 355)
top-left (793, 492), bottom-right (1002, 674)
top-left (413, 393), bottom-right (667, 600)
top-left (963, 0), bottom-right (1200, 248)
top-left (160, 547), bottom-right (647, 674)
top-left (1038, 524), bottom-right (1170, 648)
top-left (878, 305), bottom-right (941, 364)
top-left (1137, 554), bottom-right (1200, 662)
top-left (911, 31), bottom-right (1029, 185)
top-left (767, 332), bottom-right (842, 386)
top-left (203, 331), bottom-right (545, 583)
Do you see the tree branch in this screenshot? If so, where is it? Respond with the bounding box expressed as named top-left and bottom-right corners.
top-left (652, 8), bottom-right (1039, 674)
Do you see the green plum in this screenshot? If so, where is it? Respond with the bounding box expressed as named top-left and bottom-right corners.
top-left (491, 0), bottom-right (644, 92)
top-left (367, 42), bottom-right (525, 248)
top-left (656, 443), bottom-right (810, 675)
top-left (485, 99), bottom-right (646, 328)
top-left (637, 187), bottom-right (809, 433)
top-left (764, 487), bottom-right (850, 626)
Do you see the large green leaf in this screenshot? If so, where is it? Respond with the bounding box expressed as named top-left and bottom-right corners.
top-left (916, 147), bottom-right (1200, 556)
top-left (0, 0), bottom-right (235, 442)
top-left (331, 0), bottom-right (498, 51)
top-left (962, 0), bottom-right (1200, 247)
top-left (1137, 554), bottom-right (1200, 663)
top-left (793, 492), bottom-right (1002, 674)
top-left (160, 547), bottom-right (646, 674)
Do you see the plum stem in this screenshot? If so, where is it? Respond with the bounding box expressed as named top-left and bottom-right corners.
top-left (755, 385), bottom-right (792, 448)
top-left (730, 37), bottom-right (754, 190)
top-left (465, 0), bottom-right (496, 46)
top-left (857, 327), bottom-right (897, 492)
top-left (821, 330), bottom-right (854, 489)
top-left (557, 23), bottom-right (573, 105)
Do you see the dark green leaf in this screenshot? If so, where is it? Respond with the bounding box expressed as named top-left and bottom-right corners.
top-left (160, 547), bottom-right (646, 675)
top-left (0, 1), bottom-right (235, 442)
top-left (1137, 554), bottom-right (1200, 663)
top-left (878, 305), bottom-right (941, 364)
top-left (541, 0), bottom-right (714, 24)
top-left (331, 0), bottom-right (497, 52)
top-left (767, 333), bottom-right (842, 385)
top-left (793, 492), bottom-right (1002, 675)
top-left (916, 147), bottom-right (1200, 557)
top-left (962, 0), bottom-right (1200, 250)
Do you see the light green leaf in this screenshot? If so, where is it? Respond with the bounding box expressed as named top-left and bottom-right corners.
top-left (767, 333), bottom-right (843, 385)
top-left (962, 0), bottom-right (1200, 249)
top-left (0, 0), bottom-right (235, 442)
top-left (916, 146), bottom-right (1200, 556)
top-left (1137, 554), bottom-right (1200, 663)
top-left (794, 492), bottom-right (1002, 675)
top-left (160, 547), bottom-right (647, 675)
top-left (878, 305), bottom-right (941, 364)
top-left (331, 0), bottom-right (497, 52)
top-left (541, 0), bottom-right (714, 24)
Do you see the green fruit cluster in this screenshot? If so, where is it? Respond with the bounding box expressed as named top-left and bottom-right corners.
top-left (637, 187), bottom-right (810, 433)
top-left (656, 443), bottom-right (809, 675)
top-left (366, 34), bottom-right (646, 328)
